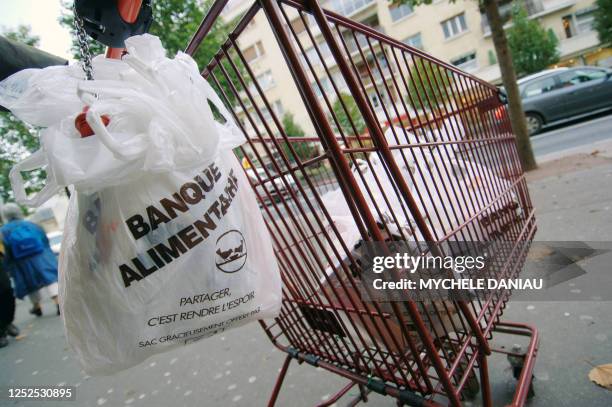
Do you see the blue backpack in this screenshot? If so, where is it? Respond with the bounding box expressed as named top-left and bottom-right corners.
top-left (3, 221), bottom-right (45, 260)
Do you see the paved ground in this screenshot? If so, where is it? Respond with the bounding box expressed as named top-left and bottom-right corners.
top-left (2, 117), bottom-right (612, 407)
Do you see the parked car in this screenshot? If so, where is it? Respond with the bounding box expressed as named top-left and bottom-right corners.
top-left (514, 66), bottom-right (612, 135)
top-left (47, 231), bottom-right (62, 255)
top-left (245, 167), bottom-right (297, 204)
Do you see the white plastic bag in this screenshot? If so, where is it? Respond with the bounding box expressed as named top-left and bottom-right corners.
top-left (1, 34), bottom-right (281, 374)
top-left (321, 126), bottom-right (521, 251)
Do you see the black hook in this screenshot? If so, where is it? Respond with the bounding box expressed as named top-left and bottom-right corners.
top-left (74, 0), bottom-right (153, 48)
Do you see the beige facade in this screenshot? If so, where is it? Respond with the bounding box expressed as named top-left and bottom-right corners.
top-left (220, 0), bottom-right (609, 137)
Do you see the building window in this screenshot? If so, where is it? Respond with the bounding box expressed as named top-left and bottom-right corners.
top-left (291, 17), bottom-right (306, 34)
top-left (403, 33), bottom-right (423, 50)
top-left (249, 70), bottom-right (275, 93)
top-left (451, 51), bottom-right (477, 72)
top-left (368, 90), bottom-right (391, 111)
top-left (368, 91), bottom-right (382, 109)
top-left (575, 8), bottom-right (595, 33)
top-left (562, 7), bottom-right (596, 38)
top-left (441, 13), bottom-right (468, 39)
top-left (243, 41), bottom-right (265, 63)
top-left (273, 100), bottom-right (284, 117)
top-left (318, 42), bottom-right (332, 59)
top-left (262, 107), bottom-right (273, 122)
top-left (389, 3), bottom-right (413, 22)
top-left (327, 0), bottom-right (375, 17)
top-left (258, 70), bottom-right (275, 90)
top-left (302, 42), bottom-right (332, 67)
top-left (312, 77), bottom-right (331, 98)
top-left (562, 15), bottom-right (574, 38)
top-left (332, 72), bottom-right (347, 91)
top-left (302, 47), bottom-right (317, 67)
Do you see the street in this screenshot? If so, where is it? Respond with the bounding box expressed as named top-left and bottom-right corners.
top-left (2, 114), bottom-right (612, 407)
top-left (531, 113), bottom-right (612, 158)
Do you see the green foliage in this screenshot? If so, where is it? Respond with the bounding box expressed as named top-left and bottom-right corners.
top-left (488, 49), bottom-right (497, 65)
top-left (3, 24), bottom-right (40, 46)
top-left (507, 4), bottom-right (559, 77)
top-left (283, 112), bottom-right (306, 138)
top-left (58, 1), bottom-right (106, 57)
top-left (0, 26), bottom-right (44, 203)
top-left (59, 0), bottom-right (238, 100)
top-left (59, 0), bottom-right (226, 64)
top-left (281, 113), bottom-right (312, 162)
top-left (0, 115), bottom-right (43, 203)
top-left (594, 0), bottom-right (612, 45)
top-left (331, 92), bottom-right (366, 137)
top-left (1, 2), bottom-right (239, 203)
top-left (406, 58), bottom-right (452, 111)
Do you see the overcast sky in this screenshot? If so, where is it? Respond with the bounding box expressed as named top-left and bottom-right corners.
top-left (0, 1), bottom-right (73, 61)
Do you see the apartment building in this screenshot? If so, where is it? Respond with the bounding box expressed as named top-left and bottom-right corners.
top-left (219, 0), bottom-right (610, 138)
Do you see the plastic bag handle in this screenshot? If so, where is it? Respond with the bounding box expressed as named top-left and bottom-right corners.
top-left (85, 103), bottom-right (148, 161)
top-left (200, 79), bottom-right (245, 147)
top-left (201, 80), bottom-right (232, 122)
top-left (78, 81), bottom-right (202, 160)
top-left (9, 149), bottom-right (61, 207)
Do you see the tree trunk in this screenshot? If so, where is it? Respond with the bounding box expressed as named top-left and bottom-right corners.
top-left (483, 0), bottom-right (537, 171)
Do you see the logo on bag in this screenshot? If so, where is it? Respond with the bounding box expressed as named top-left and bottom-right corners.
top-left (215, 230), bottom-right (247, 273)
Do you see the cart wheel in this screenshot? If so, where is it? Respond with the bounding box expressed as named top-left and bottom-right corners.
top-left (461, 371), bottom-right (481, 400)
top-left (527, 377), bottom-right (535, 399)
top-left (440, 340), bottom-right (480, 400)
top-left (521, 372), bottom-right (535, 399)
top-left (511, 363), bottom-right (535, 399)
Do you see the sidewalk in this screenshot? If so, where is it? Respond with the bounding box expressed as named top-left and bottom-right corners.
top-left (1, 146), bottom-right (612, 406)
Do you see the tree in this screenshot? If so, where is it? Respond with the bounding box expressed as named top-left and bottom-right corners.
top-left (59, 0), bottom-right (238, 100)
top-left (507, 4), bottom-right (559, 77)
top-left (406, 57), bottom-right (452, 112)
top-left (593, 0), bottom-right (612, 45)
top-left (0, 26), bottom-right (44, 203)
top-left (331, 92), bottom-right (366, 137)
top-left (3, 25), bottom-right (40, 46)
top-left (397, 0), bottom-right (536, 171)
top-left (281, 113), bottom-right (312, 162)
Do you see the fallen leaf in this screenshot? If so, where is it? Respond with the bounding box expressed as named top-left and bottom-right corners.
top-left (15, 334), bottom-right (27, 341)
top-left (589, 364), bottom-right (612, 390)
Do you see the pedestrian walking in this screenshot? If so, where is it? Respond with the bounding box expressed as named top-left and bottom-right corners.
top-left (0, 203), bottom-right (59, 317)
top-left (0, 245), bottom-right (20, 348)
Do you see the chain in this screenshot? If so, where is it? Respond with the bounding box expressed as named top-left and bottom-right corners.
top-left (73, 4), bottom-right (94, 80)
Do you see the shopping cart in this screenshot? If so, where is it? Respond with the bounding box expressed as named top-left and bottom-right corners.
top-left (186, 0), bottom-right (539, 405)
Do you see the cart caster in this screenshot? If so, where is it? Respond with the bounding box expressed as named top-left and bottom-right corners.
top-left (441, 341), bottom-right (480, 400)
top-left (511, 366), bottom-right (535, 399)
top-left (461, 371), bottom-right (481, 400)
top-left (527, 379), bottom-right (535, 399)
top-left (508, 344), bottom-right (535, 399)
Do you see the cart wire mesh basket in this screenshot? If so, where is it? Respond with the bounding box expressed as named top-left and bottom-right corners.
top-left (186, 0), bottom-right (539, 405)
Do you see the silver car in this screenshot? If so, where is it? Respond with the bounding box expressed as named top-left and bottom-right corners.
top-left (516, 66), bottom-right (612, 135)
top-left (245, 167), bottom-right (297, 205)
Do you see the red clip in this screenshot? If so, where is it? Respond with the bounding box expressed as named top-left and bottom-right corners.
top-left (75, 106), bottom-right (110, 138)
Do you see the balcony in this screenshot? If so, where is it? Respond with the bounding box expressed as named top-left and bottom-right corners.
top-left (481, 0), bottom-right (575, 35)
top-left (325, 0), bottom-right (376, 18)
top-left (559, 30), bottom-right (600, 59)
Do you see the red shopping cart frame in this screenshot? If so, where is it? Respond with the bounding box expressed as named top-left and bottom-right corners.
top-left (186, 0), bottom-right (539, 405)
